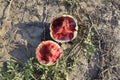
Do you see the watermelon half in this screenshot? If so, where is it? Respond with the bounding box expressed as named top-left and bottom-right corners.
top-left (36, 41), bottom-right (62, 66)
top-left (50, 15), bottom-right (78, 43)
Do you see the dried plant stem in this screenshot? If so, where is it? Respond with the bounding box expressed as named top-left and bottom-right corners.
top-left (5, 0), bottom-right (14, 22)
top-left (0, 0), bottom-right (14, 61)
top-left (101, 64), bottom-right (120, 75)
top-left (0, 0), bottom-right (14, 35)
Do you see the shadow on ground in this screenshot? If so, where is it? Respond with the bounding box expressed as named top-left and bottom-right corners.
top-left (9, 21), bottom-right (51, 64)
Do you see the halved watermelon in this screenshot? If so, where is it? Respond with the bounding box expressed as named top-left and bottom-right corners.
top-left (50, 15), bottom-right (78, 43)
top-left (36, 41), bottom-right (62, 66)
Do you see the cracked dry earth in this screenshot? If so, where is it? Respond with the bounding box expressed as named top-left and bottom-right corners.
top-left (0, 0), bottom-right (120, 80)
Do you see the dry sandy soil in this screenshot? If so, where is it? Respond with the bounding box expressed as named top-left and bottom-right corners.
top-left (0, 0), bottom-right (120, 80)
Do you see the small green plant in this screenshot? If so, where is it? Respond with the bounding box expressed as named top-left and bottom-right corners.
top-left (23, 58), bottom-right (35, 80)
top-left (0, 59), bottom-right (23, 80)
top-left (83, 31), bottom-right (95, 55)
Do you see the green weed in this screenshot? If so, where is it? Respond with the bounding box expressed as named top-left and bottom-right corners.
top-left (0, 59), bottom-right (23, 80)
top-left (83, 31), bottom-right (95, 55)
top-left (0, 57), bottom-right (69, 80)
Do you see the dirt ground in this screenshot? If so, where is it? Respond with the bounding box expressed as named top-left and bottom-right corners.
top-left (0, 0), bottom-right (120, 80)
